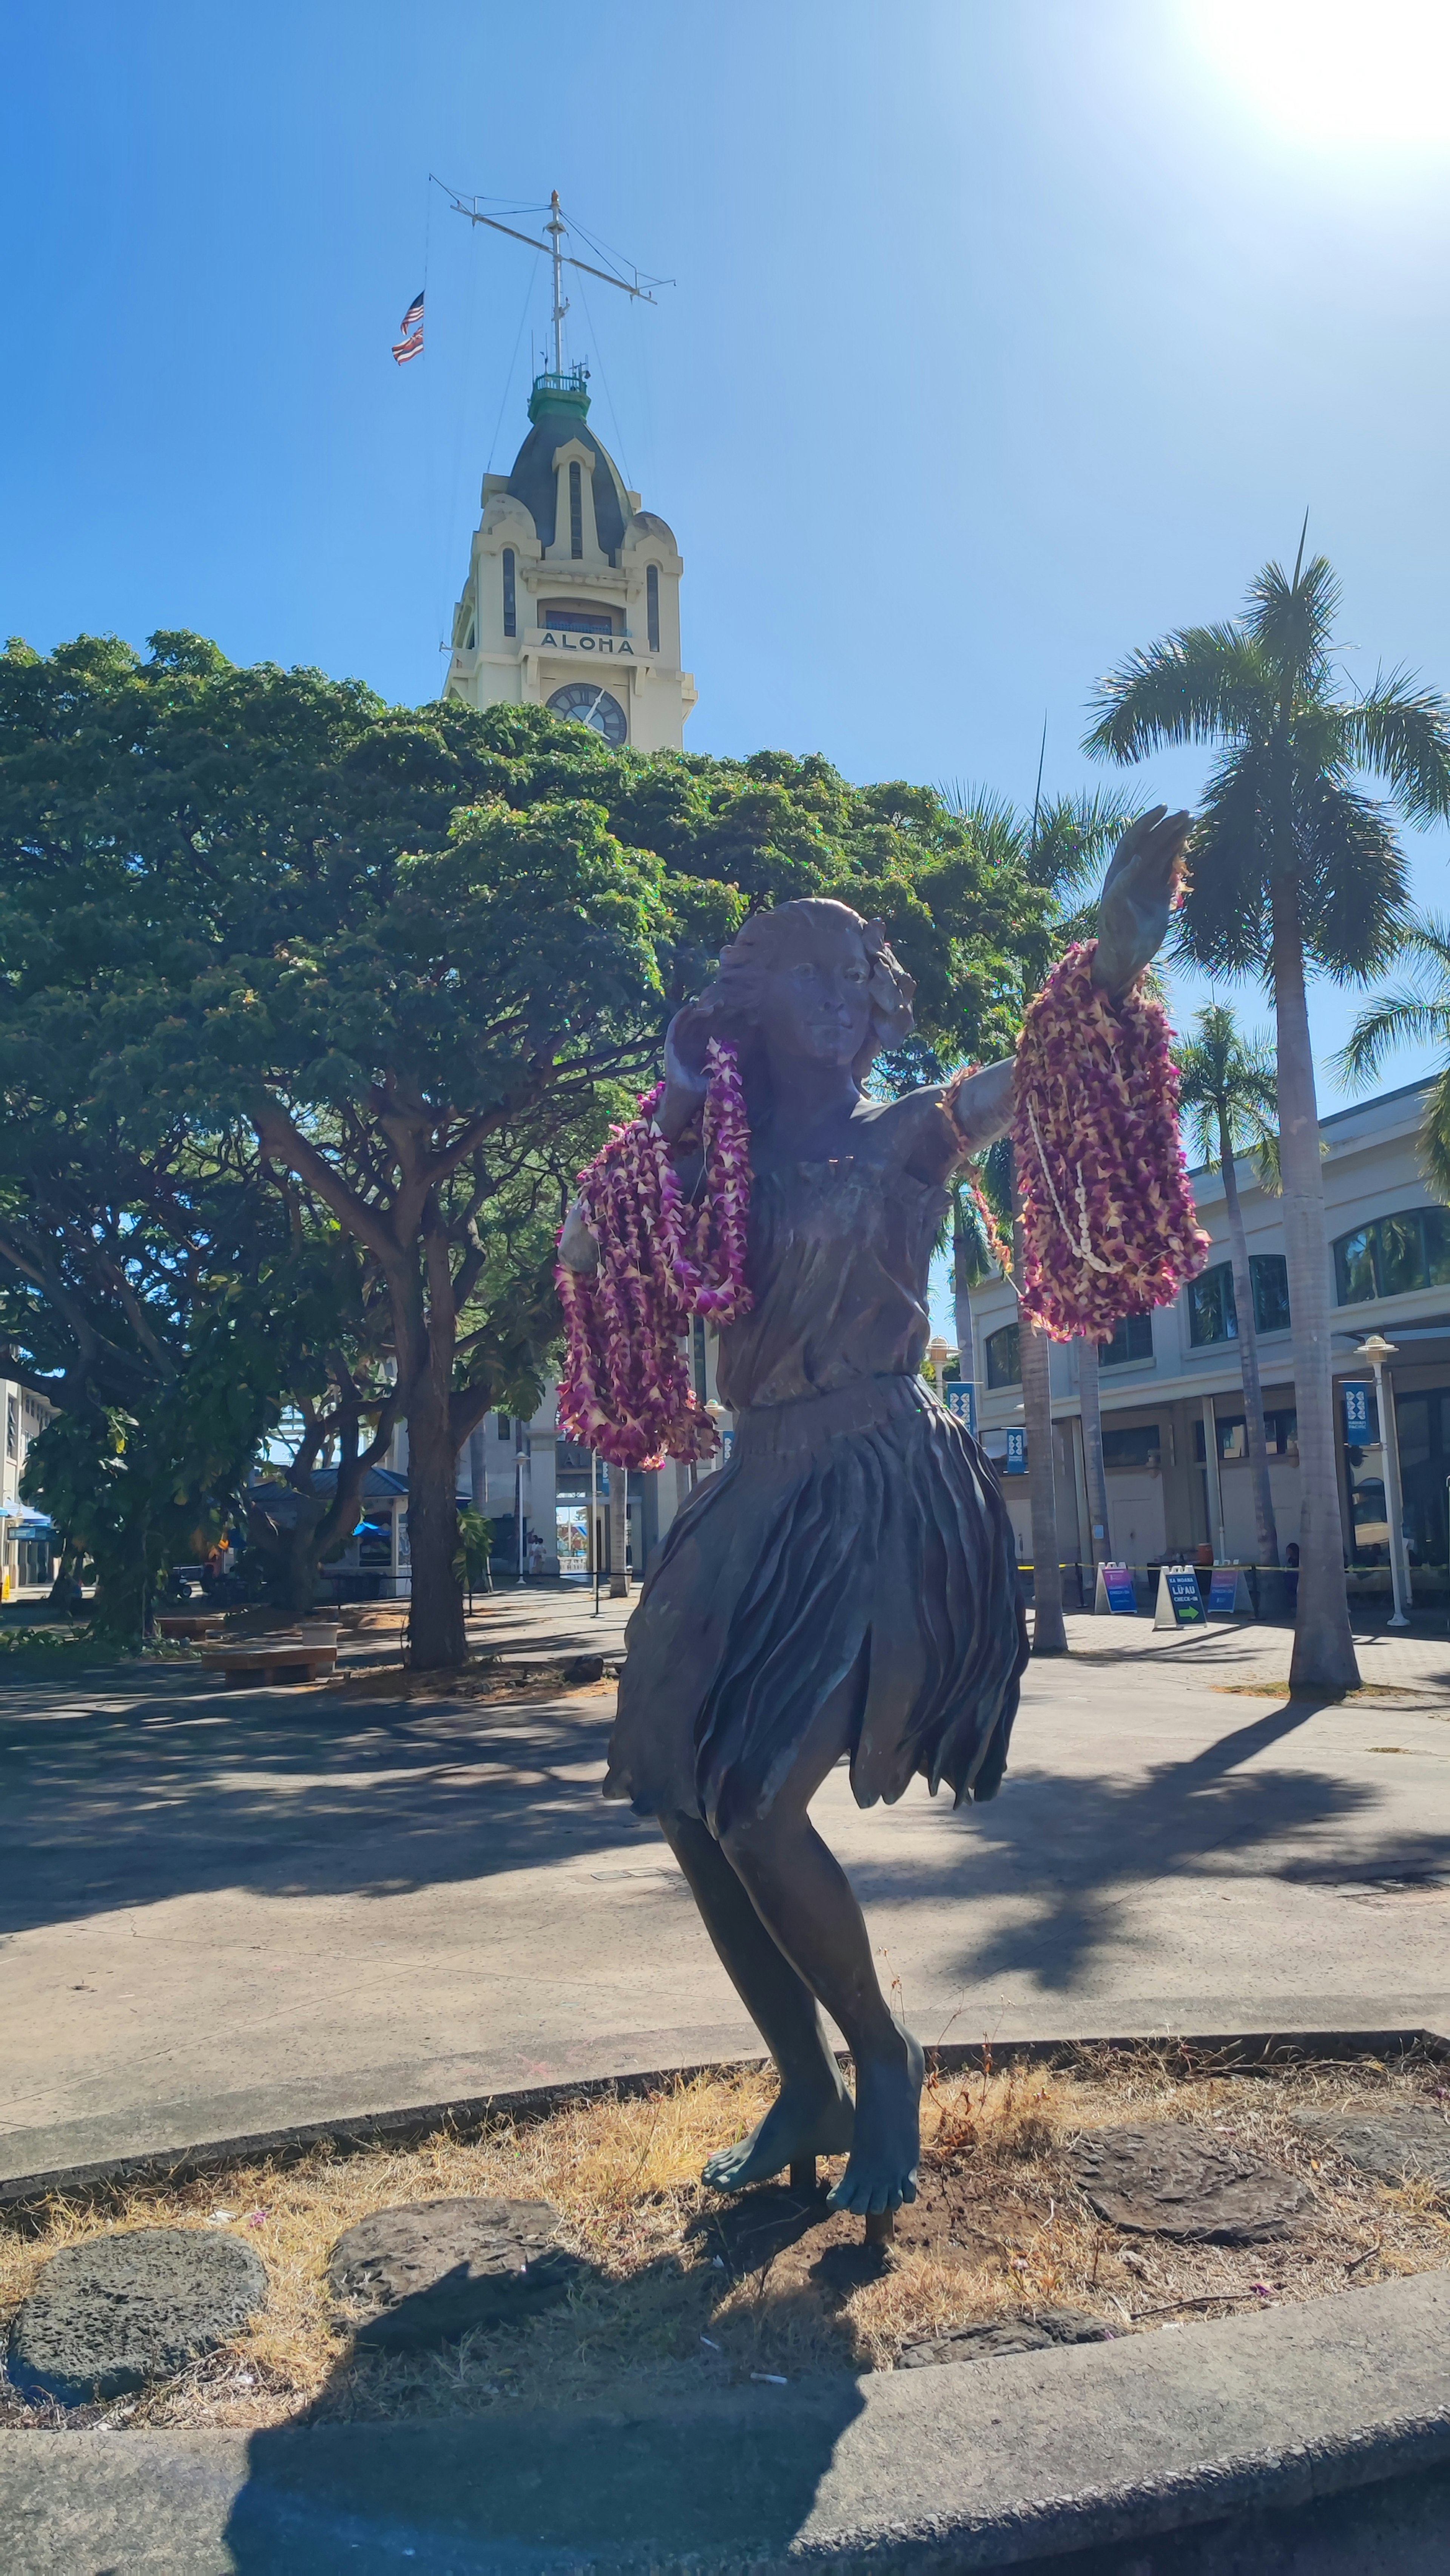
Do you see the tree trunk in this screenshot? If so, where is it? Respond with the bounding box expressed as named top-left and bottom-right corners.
top-left (1218, 1124), bottom-right (1280, 1575)
top-left (1077, 1334), bottom-right (1111, 1565)
top-left (406, 1374), bottom-right (467, 1668)
top-left (609, 1471), bottom-right (629, 1599)
top-left (1015, 1222), bottom-right (1066, 1655)
top-left (952, 1205), bottom-right (978, 1401)
top-left (1271, 876), bottom-right (1360, 1692)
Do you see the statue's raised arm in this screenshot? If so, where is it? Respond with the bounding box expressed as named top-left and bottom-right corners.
top-left (948, 803), bottom-right (1191, 1156)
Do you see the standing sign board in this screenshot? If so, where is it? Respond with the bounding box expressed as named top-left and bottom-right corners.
top-left (1342, 1382), bottom-right (1373, 1442)
top-left (1207, 1567), bottom-right (1253, 1618)
top-left (1094, 1563), bottom-right (1139, 1616)
top-left (1155, 1565), bottom-right (1207, 1629)
top-left (1004, 1428), bottom-right (1026, 1476)
top-left (946, 1381), bottom-right (977, 1436)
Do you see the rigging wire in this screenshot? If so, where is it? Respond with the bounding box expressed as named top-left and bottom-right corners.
top-left (486, 260), bottom-right (541, 473)
top-left (572, 265), bottom-right (634, 494)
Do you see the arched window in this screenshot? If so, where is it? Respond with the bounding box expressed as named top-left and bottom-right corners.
top-left (569, 461), bottom-right (583, 558)
top-left (502, 549), bottom-right (516, 638)
top-left (646, 563), bottom-right (660, 653)
top-left (1333, 1206), bottom-right (1450, 1303)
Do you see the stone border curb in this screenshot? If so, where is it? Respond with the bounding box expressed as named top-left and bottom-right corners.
top-left (3, 2275), bottom-right (1450, 2571)
top-left (4, 2024), bottom-right (1447, 2212)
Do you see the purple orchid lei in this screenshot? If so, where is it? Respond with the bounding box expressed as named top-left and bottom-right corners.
top-left (1013, 942), bottom-right (1209, 1342)
top-left (555, 1038), bottom-right (754, 1468)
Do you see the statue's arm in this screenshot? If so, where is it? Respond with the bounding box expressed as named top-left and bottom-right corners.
top-left (946, 804), bottom-right (1191, 1156)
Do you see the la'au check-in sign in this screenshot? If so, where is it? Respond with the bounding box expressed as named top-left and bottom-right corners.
top-left (1342, 1382), bottom-right (1372, 1441)
top-left (1155, 1565), bottom-right (1207, 1629)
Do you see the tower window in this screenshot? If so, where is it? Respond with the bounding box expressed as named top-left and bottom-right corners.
top-left (502, 549), bottom-right (516, 637)
top-left (646, 563), bottom-right (660, 652)
top-left (569, 461), bottom-right (583, 557)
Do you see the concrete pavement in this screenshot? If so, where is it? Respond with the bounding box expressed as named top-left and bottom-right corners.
top-left (4, 1601), bottom-right (1450, 2188)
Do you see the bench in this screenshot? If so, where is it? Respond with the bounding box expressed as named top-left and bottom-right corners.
top-left (157, 1613), bottom-right (226, 1641)
top-left (199, 1642), bottom-right (338, 1687)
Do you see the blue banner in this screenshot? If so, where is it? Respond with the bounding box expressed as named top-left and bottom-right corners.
top-left (946, 1381), bottom-right (977, 1435)
top-left (1341, 1382), bottom-right (1372, 1442)
top-left (1005, 1427), bottom-right (1026, 1475)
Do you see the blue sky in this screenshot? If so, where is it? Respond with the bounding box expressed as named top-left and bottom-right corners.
top-left (8, 0), bottom-right (1450, 1104)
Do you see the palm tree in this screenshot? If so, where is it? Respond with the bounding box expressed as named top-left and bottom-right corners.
top-left (949, 1179), bottom-right (994, 1402)
top-left (1339, 915), bottom-right (1450, 1198)
top-left (1174, 1004), bottom-right (1282, 1576)
top-left (1086, 544), bottom-right (1450, 1690)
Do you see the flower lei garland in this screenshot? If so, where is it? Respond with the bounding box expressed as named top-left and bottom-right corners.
top-left (1013, 941), bottom-right (1209, 1342)
top-left (555, 1038), bottom-right (754, 1468)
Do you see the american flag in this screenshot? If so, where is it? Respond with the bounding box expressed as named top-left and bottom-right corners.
top-left (392, 290), bottom-right (424, 364)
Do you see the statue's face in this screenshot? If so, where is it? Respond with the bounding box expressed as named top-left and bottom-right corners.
top-left (755, 918), bottom-right (872, 1070)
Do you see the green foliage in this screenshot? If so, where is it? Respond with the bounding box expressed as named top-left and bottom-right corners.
top-left (1340, 914), bottom-right (1450, 1200)
top-left (1084, 554), bottom-right (1450, 984)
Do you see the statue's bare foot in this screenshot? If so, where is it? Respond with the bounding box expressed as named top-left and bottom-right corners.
top-left (701, 2077), bottom-right (855, 2192)
top-left (826, 2035), bottom-right (924, 2216)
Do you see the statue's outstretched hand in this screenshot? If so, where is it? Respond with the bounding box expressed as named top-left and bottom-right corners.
top-left (1091, 804), bottom-right (1192, 1000)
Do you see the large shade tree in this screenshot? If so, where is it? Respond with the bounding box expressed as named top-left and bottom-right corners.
top-left (2, 634), bottom-right (1045, 1665)
top-left (1174, 1003), bottom-right (1282, 1577)
top-left (1086, 547), bottom-right (1450, 1690)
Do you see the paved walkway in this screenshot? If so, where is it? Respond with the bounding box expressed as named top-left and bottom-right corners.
top-left (4, 1598), bottom-right (1450, 2185)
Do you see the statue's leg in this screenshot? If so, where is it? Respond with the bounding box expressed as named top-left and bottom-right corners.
top-left (716, 1683), bottom-right (924, 2218)
top-left (660, 1810), bottom-right (854, 2189)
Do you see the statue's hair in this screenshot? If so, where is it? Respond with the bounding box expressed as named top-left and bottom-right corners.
top-left (700, 898), bottom-right (916, 1096)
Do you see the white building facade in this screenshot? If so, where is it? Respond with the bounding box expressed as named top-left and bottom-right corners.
top-left (967, 1079), bottom-right (1450, 1606)
top-left (1, 1375), bottom-right (57, 1597)
top-left (444, 366), bottom-right (696, 754)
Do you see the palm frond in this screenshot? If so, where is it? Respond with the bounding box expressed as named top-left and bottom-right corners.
top-left (1419, 1062), bottom-right (1450, 1203)
top-left (1174, 752), bottom-right (1274, 977)
top-left (1296, 774), bottom-right (1410, 980)
top-left (1084, 625), bottom-right (1270, 763)
top-left (1245, 552), bottom-right (1340, 687)
top-left (1337, 988), bottom-right (1450, 1085)
top-left (1342, 671), bottom-right (1450, 824)
top-left (1029, 787), bottom-right (1142, 901)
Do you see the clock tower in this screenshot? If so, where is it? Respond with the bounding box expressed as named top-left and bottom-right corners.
top-left (444, 364), bottom-right (696, 751)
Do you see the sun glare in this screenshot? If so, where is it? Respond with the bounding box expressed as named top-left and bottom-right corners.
top-left (1187, 0), bottom-right (1450, 151)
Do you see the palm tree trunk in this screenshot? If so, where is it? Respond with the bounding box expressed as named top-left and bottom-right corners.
top-left (1271, 876), bottom-right (1360, 1690)
top-left (1077, 1334), bottom-right (1111, 1565)
top-left (608, 1470), bottom-right (629, 1599)
top-left (1217, 1124), bottom-right (1280, 1574)
top-left (951, 1204), bottom-right (978, 1405)
top-left (1013, 1212), bottom-right (1066, 1654)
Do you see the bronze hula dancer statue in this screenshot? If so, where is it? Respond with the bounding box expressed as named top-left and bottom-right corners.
top-left (559, 807), bottom-right (1192, 2223)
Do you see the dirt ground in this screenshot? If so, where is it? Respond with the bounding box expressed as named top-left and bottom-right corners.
top-left (4, 2045), bottom-right (1450, 2433)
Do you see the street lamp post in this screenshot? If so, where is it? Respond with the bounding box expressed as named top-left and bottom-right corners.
top-left (1357, 1334), bottom-right (1411, 1628)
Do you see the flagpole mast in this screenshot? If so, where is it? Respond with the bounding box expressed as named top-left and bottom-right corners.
top-left (547, 191), bottom-right (568, 374)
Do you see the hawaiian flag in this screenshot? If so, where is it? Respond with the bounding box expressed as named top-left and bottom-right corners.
top-left (392, 291), bottom-right (424, 364)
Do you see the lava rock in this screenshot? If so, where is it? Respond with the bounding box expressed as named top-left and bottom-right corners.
top-left (562, 1654), bottom-right (606, 1685)
top-left (8, 2226), bottom-right (267, 2405)
top-left (1072, 2124), bottom-right (1314, 2241)
top-left (327, 2197), bottom-right (588, 2349)
top-left (899, 2306), bottom-right (1112, 2368)
top-left (1296, 2105), bottom-right (1450, 2188)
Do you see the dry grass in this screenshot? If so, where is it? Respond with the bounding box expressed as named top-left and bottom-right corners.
top-left (4, 2049), bottom-right (1449, 2433)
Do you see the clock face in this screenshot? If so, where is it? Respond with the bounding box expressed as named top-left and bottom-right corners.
top-left (546, 682), bottom-right (627, 747)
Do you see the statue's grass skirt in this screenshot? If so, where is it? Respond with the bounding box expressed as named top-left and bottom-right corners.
top-left (603, 1373), bottom-right (1028, 1835)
